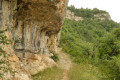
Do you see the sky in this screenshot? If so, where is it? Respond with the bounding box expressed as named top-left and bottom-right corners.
top-left (68, 0), bottom-right (120, 23)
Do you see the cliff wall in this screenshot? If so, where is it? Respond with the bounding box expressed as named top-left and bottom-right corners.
top-left (66, 9), bottom-right (84, 21)
top-left (66, 9), bottom-right (111, 21)
top-left (0, 0), bottom-right (68, 80)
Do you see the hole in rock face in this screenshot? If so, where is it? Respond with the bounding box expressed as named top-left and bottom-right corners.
top-left (17, 0), bottom-right (22, 5)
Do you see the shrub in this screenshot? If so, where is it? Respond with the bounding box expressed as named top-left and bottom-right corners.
top-left (50, 52), bottom-right (59, 62)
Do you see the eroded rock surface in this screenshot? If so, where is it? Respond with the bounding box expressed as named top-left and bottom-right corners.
top-left (0, 0), bottom-right (68, 80)
top-left (66, 9), bottom-right (111, 21)
top-left (66, 10), bottom-right (84, 21)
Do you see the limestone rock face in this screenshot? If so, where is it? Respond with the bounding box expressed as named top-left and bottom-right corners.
top-left (66, 9), bottom-right (111, 21)
top-left (94, 13), bottom-right (112, 20)
top-left (0, 0), bottom-right (68, 80)
top-left (66, 10), bottom-right (84, 21)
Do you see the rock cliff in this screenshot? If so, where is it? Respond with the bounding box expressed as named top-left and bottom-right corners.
top-left (94, 13), bottom-right (111, 20)
top-left (66, 9), bottom-right (84, 21)
top-left (66, 9), bottom-right (111, 21)
top-left (0, 0), bottom-right (68, 80)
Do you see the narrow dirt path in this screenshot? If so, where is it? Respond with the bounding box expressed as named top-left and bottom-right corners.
top-left (57, 48), bottom-right (72, 80)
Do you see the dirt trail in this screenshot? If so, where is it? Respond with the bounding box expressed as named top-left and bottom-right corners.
top-left (57, 48), bottom-right (72, 80)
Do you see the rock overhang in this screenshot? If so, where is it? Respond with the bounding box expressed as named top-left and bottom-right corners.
top-left (9, 0), bottom-right (68, 34)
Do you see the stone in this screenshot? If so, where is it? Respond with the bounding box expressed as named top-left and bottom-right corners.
top-left (24, 52), bottom-right (42, 61)
top-left (3, 72), bottom-right (13, 80)
top-left (28, 62), bottom-right (47, 75)
top-left (31, 54), bottom-right (41, 60)
top-left (14, 73), bottom-right (30, 80)
top-left (24, 52), bottom-right (33, 59)
top-left (94, 13), bottom-right (112, 20)
top-left (8, 55), bottom-right (20, 62)
top-left (42, 57), bottom-right (56, 67)
top-left (15, 52), bottom-right (24, 61)
top-left (66, 10), bottom-right (84, 21)
top-left (9, 62), bottom-right (21, 71)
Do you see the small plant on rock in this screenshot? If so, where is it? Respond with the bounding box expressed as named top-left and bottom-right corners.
top-left (50, 52), bottom-right (59, 62)
top-left (0, 29), bottom-right (12, 78)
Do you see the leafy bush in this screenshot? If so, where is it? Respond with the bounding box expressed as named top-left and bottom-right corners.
top-left (50, 52), bottom-right (59, 62)
top-left (98, 28), bottom-right (120, 59)
top-left (60, 18), bottom-right (119, 62)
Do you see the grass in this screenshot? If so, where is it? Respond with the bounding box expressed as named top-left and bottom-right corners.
top-left (68, 63), bottom-right (104, 80)
top-left (32, 66), bottom-right (63, 80)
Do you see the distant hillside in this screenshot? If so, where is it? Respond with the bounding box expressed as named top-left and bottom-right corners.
top-left (60, 6), bottom-right (120, 80)
top-left (66, 6), bottom-right (111, 21)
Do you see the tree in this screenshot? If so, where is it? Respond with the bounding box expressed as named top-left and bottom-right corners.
top-left (98, 33), bottom-right (120, 59)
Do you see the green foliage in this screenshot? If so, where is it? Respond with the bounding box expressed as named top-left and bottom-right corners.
top-left (50, 52), bottom-right (59, 62)
top-left (0, 29), bottom-right (11, 44)
top-left (97, 27), bottom-right (120, 59)
top-left (98, 34), bottom-right (120, 59)
top-left (60, 7), bottom-right (120, 80)
top-left (96, 58), bottom-right (120, 80)
top-left (60, 18), bottom-right (119, 63)
top-left (0, 29), bottom-right (11, 78)
top-left (68, 5), bottom-right (107, 18)
top-left (113, 27), bottom-right (120, 38)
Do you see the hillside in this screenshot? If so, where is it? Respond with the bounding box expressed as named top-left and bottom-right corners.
top-left (67, 6), bottom-right (111, 20)
top-left (60, 6), bottom-right (120, 80)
